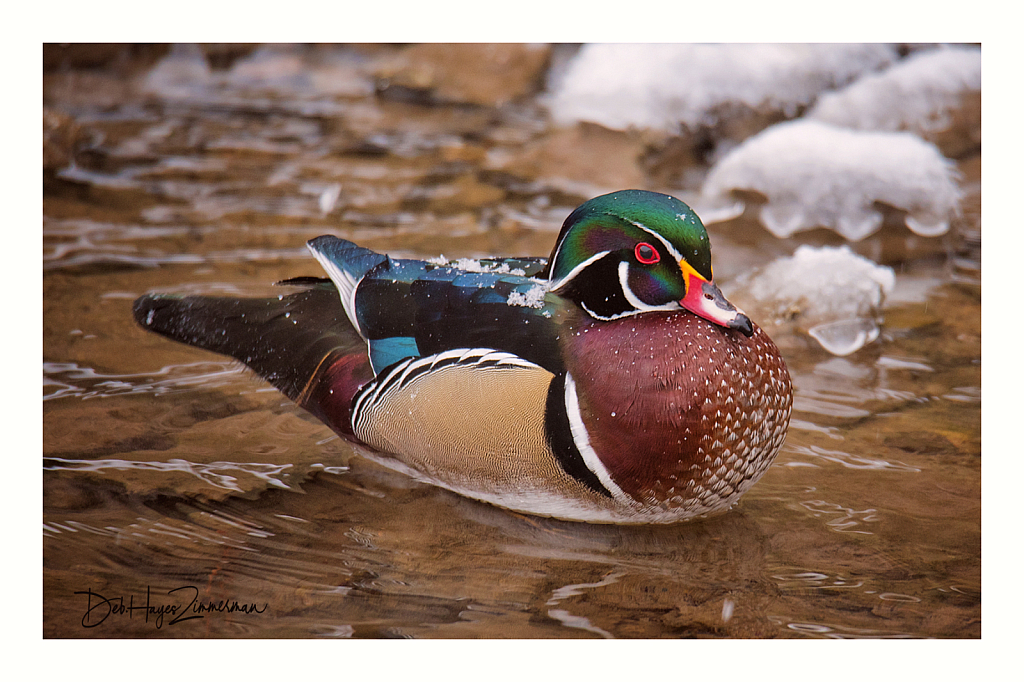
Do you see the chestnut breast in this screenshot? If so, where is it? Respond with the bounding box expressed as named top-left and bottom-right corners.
top-left (561, 310), bottom-right (792, 507)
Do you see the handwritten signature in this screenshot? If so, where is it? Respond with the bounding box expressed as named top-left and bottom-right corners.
top-left (75, 586), bottom-right (269, 629)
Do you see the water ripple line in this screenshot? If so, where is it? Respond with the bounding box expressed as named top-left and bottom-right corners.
top-left (545, 571), bottom-right (623, 638)
top-left (43, 361), bottom-right (244, 401)
top-left (787, 444), bottom-right (920, 472)
top-left (798, 499), bottom-right (881, 534)
top-left (43, 457), bottom-right (293, 492)
top-left (784, 621), bottom-right (916, 639)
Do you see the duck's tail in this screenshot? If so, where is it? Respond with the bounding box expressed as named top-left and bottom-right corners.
top-left (132, 281), bottom-right (374, 436)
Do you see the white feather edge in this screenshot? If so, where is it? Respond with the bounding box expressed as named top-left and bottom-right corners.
top-left (307, 243), bottom-right (363, 337)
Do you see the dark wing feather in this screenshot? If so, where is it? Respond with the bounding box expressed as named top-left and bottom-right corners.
top-left (132, 283), bottom-right (369, 411)
top-left (354, 260), bottom-right (567, 374)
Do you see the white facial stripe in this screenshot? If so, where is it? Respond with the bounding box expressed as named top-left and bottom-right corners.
top-left (627, 219), bottom-right (685, 262)
top-left (548, 250), bottom-right (610, 291)
top-left (552, 217), bottom-right (696, 292)
top-left (618, 261), bottom-right (682, 314)
top-left (563, 373), bottom-right (630, 503)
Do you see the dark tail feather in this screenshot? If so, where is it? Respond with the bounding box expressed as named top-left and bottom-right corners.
top-left (132, 285), bottom-right (373, 433)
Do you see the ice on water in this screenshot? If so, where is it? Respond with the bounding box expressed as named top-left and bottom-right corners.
top-left (735, 245), bottom-right (895, 356)
top-left (547, 44), bottom-right (896, 132)
top-left (806, 319), bottom-right (883, 358)
top-left (701, 120), bottom-right (962, 240)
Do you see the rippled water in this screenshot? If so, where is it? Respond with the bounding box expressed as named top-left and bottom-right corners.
top-left (42, 44), bottom-right (980, 639)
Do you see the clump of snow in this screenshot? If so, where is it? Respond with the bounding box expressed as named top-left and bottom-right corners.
top-left (701, 120), bottom-right (962, 240)
top-left (808, 46), bottom-right (980, 135)
top-left (507, 284), bottom-right (548, 309)
top-left (548, 44), bottom-right (897, 132)
top-left (454, 258), bottom-right (527, 276)
top-left (743, 245), bottom-right (895, 321)
top-left (427, 255), bottom-right (527, 276)
top-left (736, 245), bottom-right (895, 356)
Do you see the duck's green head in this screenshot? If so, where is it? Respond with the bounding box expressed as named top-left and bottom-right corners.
top-left (546, 189), bottom-right (751, 335)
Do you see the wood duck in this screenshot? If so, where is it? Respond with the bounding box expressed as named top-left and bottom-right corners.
top-left (134, 190), bottom-right (792, 524)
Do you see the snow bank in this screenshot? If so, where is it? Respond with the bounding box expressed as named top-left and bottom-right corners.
top-left (701, 120), bottom-right (961, 240)
top-left (808, 46), bottom-right (980, 136)
top-left (547, 44), bottom-right (897, 132)
top-left (736, 245), bottom-right (895, 356)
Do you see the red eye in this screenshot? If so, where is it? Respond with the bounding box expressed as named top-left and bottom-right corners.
top-left (634, 242), bottom-right (660, 264)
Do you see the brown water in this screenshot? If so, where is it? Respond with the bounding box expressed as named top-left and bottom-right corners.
top-left (42, 44), bottom-right (980, 638)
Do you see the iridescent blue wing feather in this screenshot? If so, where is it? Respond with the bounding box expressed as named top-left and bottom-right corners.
top-left (307, 236), bottom-right (565, 374)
